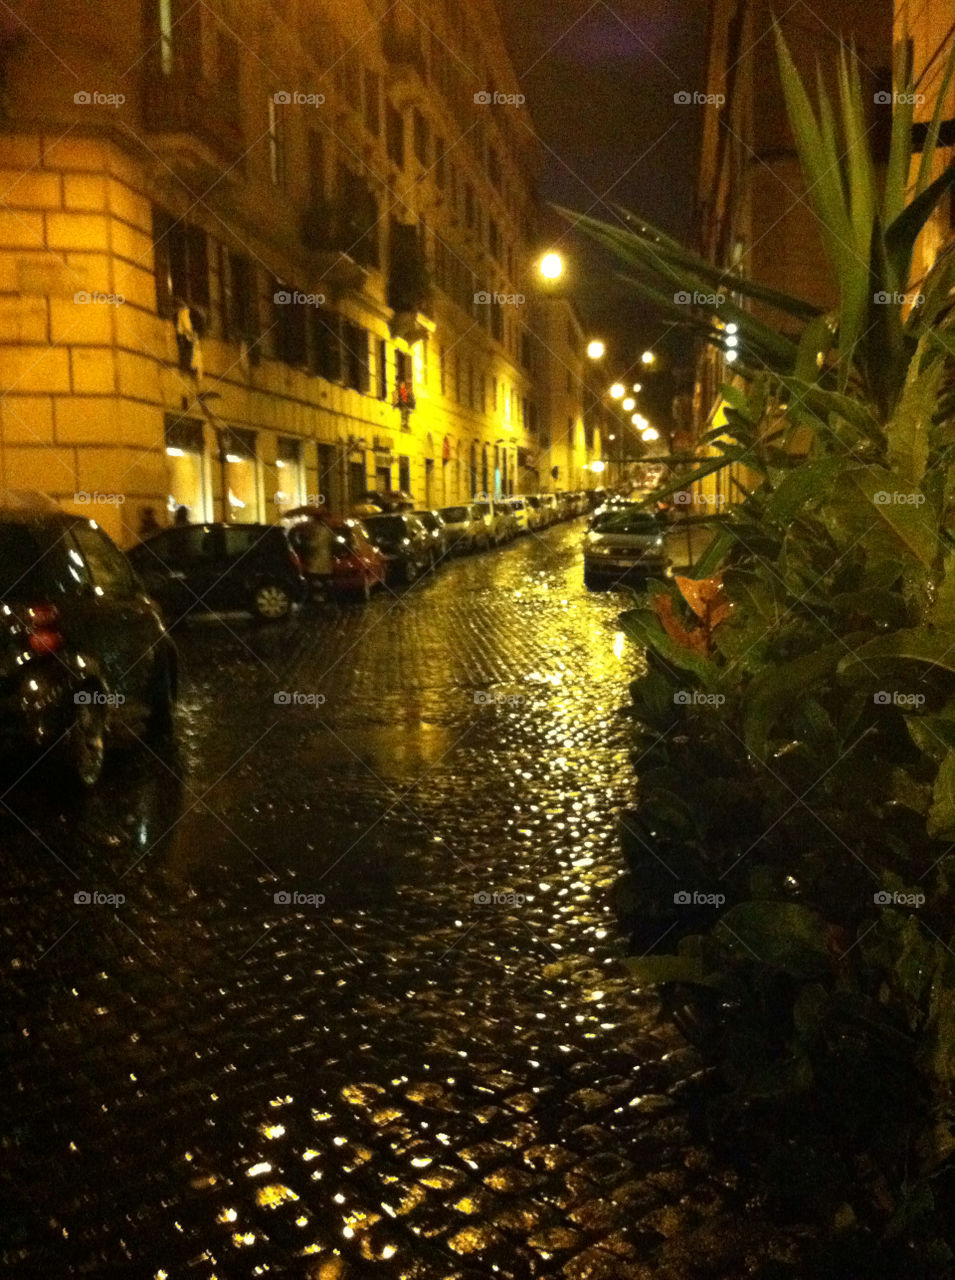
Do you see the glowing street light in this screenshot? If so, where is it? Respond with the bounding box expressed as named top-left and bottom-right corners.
top-left (539, 252), bottom-right (564, 280)
top-left (622, 397), bottom-right (635, 411)
top-left (641, 350), bottom-right (656, 365)
top-left (633, 414), bottom-right (649, 430)
top-left (586, 339), bottom-right (605, 360)
top-left (641, 427), bottom-right (660, 442)
top-left (609, 383), bottom-right (625, 399)
top-left (590, 460), bottom-right (606, 473)
top-left (632, 383), bottom-right (642, 392)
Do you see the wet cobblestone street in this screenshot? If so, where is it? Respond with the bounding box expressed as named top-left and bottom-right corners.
top-left (1, 520), bottom-right (784, 1279)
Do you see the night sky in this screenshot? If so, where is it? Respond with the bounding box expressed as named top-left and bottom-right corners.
top-left (495, 0), bottom-right (711, 387)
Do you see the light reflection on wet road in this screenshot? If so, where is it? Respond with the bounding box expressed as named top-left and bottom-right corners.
top-left (0, 521), bottom-right (747, 1278)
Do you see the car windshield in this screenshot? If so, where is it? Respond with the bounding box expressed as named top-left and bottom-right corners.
top-left (591, 509), bottom-right (663, 535)
top-left (440, 506), bottom-right (468, 522)
top-left (416, 513), bottom-right (437, 531)
top-left (365, 516), bottom-right (405, 545)
top-left (472, 503), bottom-right (490, 515)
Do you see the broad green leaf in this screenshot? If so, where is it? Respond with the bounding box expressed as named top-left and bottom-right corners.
top-left (742, 643), bottom-right (845, 760)
top-left (928, 749), bottom-right (955, 840)
top-left (838, 628), bottom-right (955, 676)
top-left (844, 468), bottom-right (937, 567)
top-left (624, 953), bottom-right (717, 988)
top-left (886, 162), bottom-right (955, 294)
top-left (617, 607), bottom-right (719, 684)
top-left (716, 901), bottom-right (831, 976)
top-left (763, 457), bottom-right (842, 523)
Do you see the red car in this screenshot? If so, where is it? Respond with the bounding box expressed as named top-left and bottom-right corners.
top-left (283, 511), bottom-right (386, 599)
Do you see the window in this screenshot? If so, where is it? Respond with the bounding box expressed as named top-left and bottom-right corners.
top-left (395, 349), bottom-right (412, 385)
top-left (413, 109), bottom-right (429, 165)
top-left (267, 94), bottom-right (285, 186)
top-left (273, 280), bottom-right (308, 366)
top-left (438, 345), bottom-right (446, 396)
top-left (377, 338), bottom-right (389, 399)
top-left (71, 523), bottom-right (137, 598)
top-left (307, 130), bottom-right (325, 203)
top-left (342, 321), bottom-right (370, 392)
top-left (152, 207), bottom-right (209, 320)
top-left (398, 456), bottom-right (411, 492)
top-left (311, 309), bottom-right (343, 382)
top-left (158, 0), bottom-right (174, 75)
top-left (219, 249), bottom-right (255, 342)
top-left (386, 103), bottom-right (405, 168)
top-left (275, 437), bottom-right (304, 511)
top-left (364, 68), bottom-right (381, 135)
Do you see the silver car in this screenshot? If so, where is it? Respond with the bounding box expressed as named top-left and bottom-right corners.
top-left (583, 507), bottom-right (669, 588)
top-left (438, 504), bottom-right (487, 552)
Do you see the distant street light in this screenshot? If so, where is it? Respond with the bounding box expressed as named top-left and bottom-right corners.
top-left (586, 340), bottom-right (605, 359)
top-left (632, 383), bottom-right (642, 392)
top-left (641, 350), bottom-right (656, 365)
top-left (539, 252), bottom-right (564, 280)
top-left (609, 383), bottom-right (625, 399)
top-left (622, 397), bottom-right (635, 411)
top-left (641, 427), bottom-right (659, 442)
top-left (590, 460), bottom-right (606, 473)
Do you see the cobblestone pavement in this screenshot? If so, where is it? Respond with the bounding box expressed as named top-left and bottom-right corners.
top-left (0, 520), bottom-right (788, 1279)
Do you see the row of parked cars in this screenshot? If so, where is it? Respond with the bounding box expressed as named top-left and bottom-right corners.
top-left (0, 489), bottom-right (596, 787)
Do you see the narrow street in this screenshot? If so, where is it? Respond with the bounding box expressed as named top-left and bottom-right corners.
top-left (1, 521), bottom-right (754, 1279)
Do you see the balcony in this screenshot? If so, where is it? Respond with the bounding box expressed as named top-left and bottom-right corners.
top-left (300, 186), bottom-right (379, 298)
top-left (387, 220), bottom-right (433, 331)
top-left (140, 68), bottom-right (244, 186)
top-left (381, 12), bottom-right (427, 106)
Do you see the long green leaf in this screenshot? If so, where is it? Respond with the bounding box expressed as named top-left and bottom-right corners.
top-left (838, 629), bottom-right (955, 675)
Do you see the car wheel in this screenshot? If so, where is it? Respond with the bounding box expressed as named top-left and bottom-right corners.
top-left (403, 559), bottom-right (419, 584)
top-left (145, 653), bottom-right (176, 744)
top-left (61, 694), bottom-right (107, 788)
top-left (253, 582), bottom-right (293, 620)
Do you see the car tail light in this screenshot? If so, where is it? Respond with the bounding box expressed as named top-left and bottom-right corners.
top-left (23, 603), bottom-right (64, 654)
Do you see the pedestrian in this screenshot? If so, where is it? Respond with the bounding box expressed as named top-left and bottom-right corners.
top-left (174, 504), bottom-right (190, 526)
top-left (137, 506), bottom-right (161, 539)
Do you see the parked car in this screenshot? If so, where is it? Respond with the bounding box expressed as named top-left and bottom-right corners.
top-left (506, 497), bottom-right (530, 533)
top-left (128, 522), bottom-right (308, 621)
top-left (523, 495), bottom-right (545, 531)
top-left (0, 495), bottom-right (177, 787)
top-left (438, 504), bottom-right (486, 552)
top-left (363, 512), bottom-right (434, 583)
top-left (471, 500), bottom-right (512, 545)
top-left (283, 512), bottom-right (386, 599)
top-left (583, 507), bottom-right (669, 588)
top-left (413, 509), bottom-right (451, 563)
top-left (539, 494), bottom-right (558, 526)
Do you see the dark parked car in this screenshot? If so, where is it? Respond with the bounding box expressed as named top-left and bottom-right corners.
top-left (412, 509), bottom-right (450, 562)
top-left (583, 507), bottom-right (669, 588)
top-left (128, 523), bottom-right (308, 621)
top-left (0, 496), bottom-right (177, 787)
top-left (363, 512), bottom-right (434, 583)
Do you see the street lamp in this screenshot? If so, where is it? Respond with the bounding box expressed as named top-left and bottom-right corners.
top-left (609, 383), bottom-right (625, 399)
top-left (641, 427), bottom-right (659, 442)
top-left (539, 252), bottom-right (564, 280)
top-left (641, 350), bottom-right (656, 366)
top-left (622, 397), bottom-right (635, 411)
top-left (586, 339), bottom-right (605, 360)
top-left (632, 383), bottom-right (642, 392)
